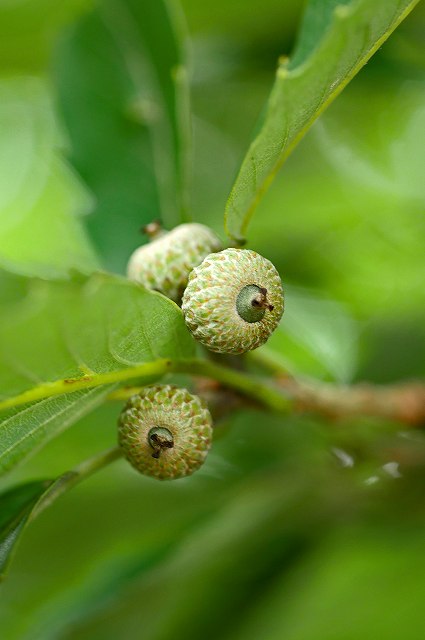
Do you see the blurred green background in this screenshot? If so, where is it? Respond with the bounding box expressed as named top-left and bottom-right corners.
top-left (0, 0), bottom-right (425, 638)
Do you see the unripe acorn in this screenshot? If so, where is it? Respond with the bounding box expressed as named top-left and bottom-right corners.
top-left (127, 222), bottom-right (222, 302)
top-left (118, 385), bottom-right (213, 480)
top-left (182, 248), bottom-right (284, 354)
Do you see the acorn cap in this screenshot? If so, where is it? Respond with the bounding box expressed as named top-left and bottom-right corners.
top-left (118, 385), bottom-right (213, 480)
top-left (127, 223), bottom-right (222, 302)
top-left (182, 248), bottom-right (284, 354)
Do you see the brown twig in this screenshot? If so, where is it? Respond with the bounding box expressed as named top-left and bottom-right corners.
top-left (278, 377), bottom-right (425, 427)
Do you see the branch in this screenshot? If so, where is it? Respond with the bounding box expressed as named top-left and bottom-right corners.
top-left (249, 351), bottom-right (425, 426)
top-left (31, 446), bottom-right (122, 521)
top-left (0, 354), bottom-right (424, 427)
top-left (0, 358), bottom-right (290, 416)
top-left (278, 377), bottom-right (425, 427)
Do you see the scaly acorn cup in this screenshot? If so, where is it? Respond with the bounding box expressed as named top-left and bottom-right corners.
top-left (118, 385), bottom-right (213, 480)
top-left (127, 223), bottom-right (222, 303)
top-left (182, 248), bottom-right (284, 354)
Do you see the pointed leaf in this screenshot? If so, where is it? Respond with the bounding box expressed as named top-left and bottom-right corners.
top-left (0, 388), bottom-right (113, 475)
top-left (0, 480), bottom-right (51, 579)
top-left (55, 0), bottom-right (191, 272)
top-left (0, 272), bottom-right (194, 472)
top-left (0, 446), bottom-right (120, 579)
top-left (224, 0), bottom-right (420, 242)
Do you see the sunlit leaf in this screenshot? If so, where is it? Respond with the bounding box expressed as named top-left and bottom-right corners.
top-left (0, 77), bottom-right (99, 279)
top-left (0, 272), bottom-right (194, 472)
top-left (224, 0), bottom-right (420, 242)
top-left (0, 388), bottom-right (113, 476)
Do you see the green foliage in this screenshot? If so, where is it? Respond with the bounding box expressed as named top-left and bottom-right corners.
top-left (288, 0), bottom-right (352, 68)
top-left (247, 78), bottom-right (425, 338)
top-left (0, 0), bottom-right (98, 279)
top-left (224, 0), bottom-right (421, 242)
top-left (0, 78), bottom-right (98, 278)
top-left (266, 285), bottom-right (359, 382)
top-left (0, 388), bottom-right (112, 476)
top-left (0, 480), bottom-right (50, 579)
top-left (54, 0), bottom-right (191, 272)
top-left (0, 0), bottom-right (424, 636)
top-left (0, 272), bottom-right (194, 472)
top-left (231, 526), bottom-right (425, 640)
top-left (0, 272), bottom-right (193, 399)
top-left (0, 446), bottom-right (120, 580)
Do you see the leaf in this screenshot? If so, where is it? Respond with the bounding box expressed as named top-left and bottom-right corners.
top-left (0, 445), bottom-right (120, 580)
top-left (0, 77), bottom-right (99, 279)
top-left (0, 271), bottom-right (195, 472)
top-left (224, 0), bottom-right (421, 242)
top-left (52, 471), bottom-right (322, 640)
top-left (231, 528), bottom-right (425, 640)
top-left (0, 387), bottom-right (113, 475)
top-left (265, 286), bottom-right (359, 382)
top-left (54, 0), bottom-right (191, 273)
top-left (0, 480), bottom-right (50, 579)
top-left (288, 0), bottom-right (352, 68)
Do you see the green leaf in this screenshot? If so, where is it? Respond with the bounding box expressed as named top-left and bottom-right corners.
top-left (224, 0), bottom-right (421, 242)
top-left (0, 388), bottom-right (113, 475)
top-left (0, 77), bottom-right (99, 278)
top-left (54, 0), bottom-right (191, 273)
top-left (0, 445), bottom-right (120, 580)
top-left (266, 286), bottom-right (359, 382)
top-left (0, 480), bottom-right (50, 579)
top-left (0, 271), bottom-right (194, 472)
top-left (231, 527), bottom-right (425, 640)
top-left (0, 0), bottom-right (103, 278)
top-left (52, 471), bottom-right (321, 640)
top-left (288, 0), bottom-right (352, 68)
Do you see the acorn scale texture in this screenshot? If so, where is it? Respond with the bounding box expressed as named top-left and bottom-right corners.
top-left (127, 223), bottom-right (222, 302)
top-left (118, 385), bottom-right (213, 480)
top-left (182, 248), bottom-right (284, 354)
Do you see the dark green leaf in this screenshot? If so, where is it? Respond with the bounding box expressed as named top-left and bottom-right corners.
top-left (231, 528), bottom-right (425, 640)
top-left (54, 0), bottom-right (191, 272)
top-left (0, 445), bottom-right (120, 580)
top-left (0, 480), bottom-right (51, 579)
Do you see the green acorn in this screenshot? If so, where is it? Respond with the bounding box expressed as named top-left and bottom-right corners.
top-left (127, 223), bottom-right (222, 302)
top-left (182, 248), bottom-right (284, 354)
top-left (118, 385), bottom-right (213, 480)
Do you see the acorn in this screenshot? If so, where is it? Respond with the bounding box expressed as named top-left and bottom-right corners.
top-left (182, 248), bottom-right (284, 354)
top-left (118, 385), bottom-right (213, 480)
top-left (127, 222), bottom-right (222, 302)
